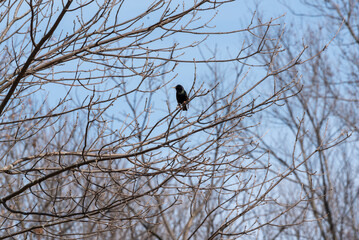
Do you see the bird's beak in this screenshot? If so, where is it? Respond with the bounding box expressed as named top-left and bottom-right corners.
top-left (172, 87), bottom-right (176, 89)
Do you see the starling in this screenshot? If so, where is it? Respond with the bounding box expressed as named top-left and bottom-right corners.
top-left (173, 84), bottom-right (188, 111)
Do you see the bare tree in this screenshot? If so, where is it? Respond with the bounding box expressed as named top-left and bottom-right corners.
top-left (247, 1), bottom-right (359, 239)
top-left (0, 1), bottom-right (344, 239)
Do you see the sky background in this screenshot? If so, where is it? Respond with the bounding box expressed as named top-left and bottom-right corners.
top-left (3, 0), bottom-right (342, 147)
top-left (39, 0), bottom-right (343, 146)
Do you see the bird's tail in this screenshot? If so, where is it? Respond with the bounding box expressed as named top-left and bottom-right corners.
top-left (182, 103), bottom-right (187, 111)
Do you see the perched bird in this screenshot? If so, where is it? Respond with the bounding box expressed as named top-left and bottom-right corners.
top-left (173, 84), bottom-right (188, 111)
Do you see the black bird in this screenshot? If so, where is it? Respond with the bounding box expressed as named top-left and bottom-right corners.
top-left (173, 84), bottom-right (188, 111)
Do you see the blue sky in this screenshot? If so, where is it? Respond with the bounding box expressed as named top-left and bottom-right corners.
top-left (31, 0), bottom-right (339, 147)
top-left (2, 0), bottom-right (337, 143)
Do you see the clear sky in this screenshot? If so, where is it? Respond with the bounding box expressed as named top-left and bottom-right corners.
top-left (22, 0), bottom-right (336, 140)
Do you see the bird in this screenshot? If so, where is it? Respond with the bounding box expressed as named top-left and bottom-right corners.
top-left (173, 84), bottom-right (188, 111)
